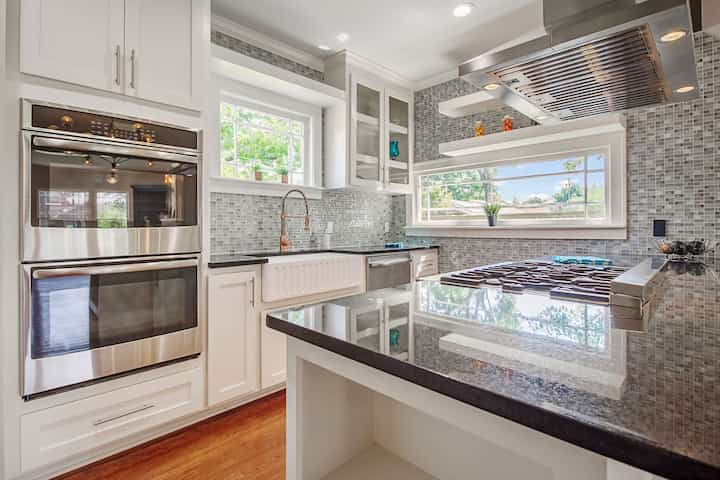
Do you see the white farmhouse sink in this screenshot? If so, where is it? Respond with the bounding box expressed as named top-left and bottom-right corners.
top-left (261, 253), bottom-right (364, 303)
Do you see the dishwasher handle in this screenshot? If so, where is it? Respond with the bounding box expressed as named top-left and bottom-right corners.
top-left (368, 256), bottom-right (412, 268)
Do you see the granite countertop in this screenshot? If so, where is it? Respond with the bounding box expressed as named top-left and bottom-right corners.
top-left (208, 244), bottom-right (439, 268)
top-left (267, 259), bottom-right (720, 480)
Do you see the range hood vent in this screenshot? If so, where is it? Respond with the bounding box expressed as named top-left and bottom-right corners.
top-left (459, 0), bottom-right (700, 122)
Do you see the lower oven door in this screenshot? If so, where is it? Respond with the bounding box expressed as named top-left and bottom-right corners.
top-left (366, 253), bottom-right (413, 291)
top-left (22, 256), bottom-right (201, 398)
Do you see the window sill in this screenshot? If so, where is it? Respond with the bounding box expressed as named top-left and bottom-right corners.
top-left (405, 224), bottom-right (627, 240)
top-left (209, 176), bottom-right (324, 199)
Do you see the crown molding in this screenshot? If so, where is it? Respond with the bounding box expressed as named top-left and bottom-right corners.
top-left (328, 50), bottom-right (414, 89)
top-left (412, 69), bottom-right (459, 91)
top-left (211, 15), bottom-right (325, 72)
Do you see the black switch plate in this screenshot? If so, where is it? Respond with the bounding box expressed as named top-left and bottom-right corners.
top-left (653, 219), bottom-right (666, 237)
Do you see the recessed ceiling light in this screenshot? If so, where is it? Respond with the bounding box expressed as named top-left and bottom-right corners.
top-left (318, 45), bottom-right (331, 51)
top-left (675, 85), bottom-right (695, 93)
top-left (453, 3), bottom-right (475, 17)
top-left (660, 29), bottom-right (687, 43)
top-left (483, 83), bottom-right (500, 91)
top-left (336, 32), bottom-right (350, 43)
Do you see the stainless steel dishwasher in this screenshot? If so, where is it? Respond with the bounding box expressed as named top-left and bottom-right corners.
top-left (366, 252), bottom-right (412, 291)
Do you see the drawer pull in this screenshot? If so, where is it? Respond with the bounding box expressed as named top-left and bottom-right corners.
top-left (92, 403), bottom-right (155, 426)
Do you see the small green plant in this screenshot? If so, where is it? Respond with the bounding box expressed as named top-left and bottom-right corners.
top-left (483, 203), bottom-right (502, 216)
top-left (275, 166), bottom-right (289, 175)
top-left (251, 164), bottom-right (263, 172)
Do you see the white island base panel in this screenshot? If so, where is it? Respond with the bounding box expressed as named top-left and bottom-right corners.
top-left (285, 337), bottom-right (666, 480)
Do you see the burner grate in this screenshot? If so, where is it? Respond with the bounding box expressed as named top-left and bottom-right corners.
top-left (440, 260), bottom-right (628, 304)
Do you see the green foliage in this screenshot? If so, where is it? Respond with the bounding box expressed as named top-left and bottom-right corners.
top-left (553, 181), bottom-right (583, 203)
top-left (276, 166), bottom-right (289, 175)
top-left (219, 102), bottom-right (304, 181)
top-left (484, 203), bottom-right (502, 216)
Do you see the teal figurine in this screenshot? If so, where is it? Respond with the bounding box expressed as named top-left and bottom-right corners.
top-left (389, 328), bottom-right (400, 347)
top-left (389, 140), bottom-right (400, 160)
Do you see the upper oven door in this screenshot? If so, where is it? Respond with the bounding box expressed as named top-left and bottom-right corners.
top-left (22, 256), bottom-right (201, 397)
top-left (22, 132), bottom-right (201, 262)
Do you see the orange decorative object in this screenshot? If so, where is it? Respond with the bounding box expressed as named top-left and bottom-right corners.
top-left (502, 115), bottom-right (514, 132)
top-left (474, 121), bottom-right (485, 137)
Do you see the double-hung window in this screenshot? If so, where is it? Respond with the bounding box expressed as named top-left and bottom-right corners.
top-left (409, 124), bottom-right (627, 239)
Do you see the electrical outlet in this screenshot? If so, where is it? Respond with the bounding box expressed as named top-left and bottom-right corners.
top-left (384, 222), bottom-right (390, 233)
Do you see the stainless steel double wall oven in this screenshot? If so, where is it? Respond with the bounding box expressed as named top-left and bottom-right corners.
top-left (20, 100), bottom-right (202, 398)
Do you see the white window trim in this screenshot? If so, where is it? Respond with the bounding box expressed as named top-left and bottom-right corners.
top-left (406, 130), bottom-right (627, 240)
top-left (208, 74), bottom-right (324, 199)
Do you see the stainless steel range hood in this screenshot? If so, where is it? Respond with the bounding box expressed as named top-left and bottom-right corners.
top-left (459, 0), bottom-right (700, 122)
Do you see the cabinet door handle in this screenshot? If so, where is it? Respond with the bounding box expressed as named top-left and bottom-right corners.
top-left (114, 45), bottom-right (121, 86)
top-left (92, 403), bottom-right (154, 426)
top-left (130, 49), bottom-right (136, 89)
top-left (250, 279), bottom-right (255, 307)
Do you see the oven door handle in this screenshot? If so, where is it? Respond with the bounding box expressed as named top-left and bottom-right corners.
top-left (368, 257), bottom-right (412, 268)
top-left (32, 136), bottom-right (198, 164)
top-left (32, 259), bottom-right (198, 279)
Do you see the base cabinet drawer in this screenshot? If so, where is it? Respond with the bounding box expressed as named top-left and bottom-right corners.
top-left (411, 250), bottom-right (439, 278)
top-left (21, 368), bottom-right (203, 472)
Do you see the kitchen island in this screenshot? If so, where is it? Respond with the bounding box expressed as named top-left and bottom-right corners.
top-left (267, 260), bottom-right (720, 480)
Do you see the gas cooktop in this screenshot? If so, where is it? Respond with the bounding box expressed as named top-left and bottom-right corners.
top-left (440, 260), bottom-right (630, 304)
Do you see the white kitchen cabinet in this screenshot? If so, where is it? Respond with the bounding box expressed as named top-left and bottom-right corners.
top-left (260, 316), bottom-right (287, 389)
top-left (324, 52), bottom-right (413, 194)
top-left (20, 367), bottom-right (202, 472)
top-left (20, 0), bottom-right (125, 94)
top-left (124, 0), bottom-right (203, 109)
top-left (20, 0), bottom-right (204, 110)
top-left (208, 270), bottom-right (259, 406)
top-left (411, 249), bottom-right (439, 278)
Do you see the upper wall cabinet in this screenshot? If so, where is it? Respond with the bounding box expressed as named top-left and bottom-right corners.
top-left (20, 0), bottom-right (205, 111)
top-left (324, 52), bottom-right (413, 194)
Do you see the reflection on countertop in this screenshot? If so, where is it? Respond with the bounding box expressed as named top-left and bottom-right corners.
top-left (268, 259), bottom-right (720, 478)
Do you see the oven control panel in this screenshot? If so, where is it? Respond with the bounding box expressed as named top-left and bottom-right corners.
top-left (30, 104), bottom-right (198, 151)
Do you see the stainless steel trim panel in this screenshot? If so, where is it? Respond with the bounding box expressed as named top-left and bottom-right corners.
top-left (366, 253), bottom-right (412, 291)
top-left (21, 255), bottom-right (202, 398)
top-left (459, 0), bottom-right (699, 121)
top-left (32, 135), bottom-right (199, 164)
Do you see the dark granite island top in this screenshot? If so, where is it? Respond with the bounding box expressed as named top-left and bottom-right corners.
top-left (267, 260), bottom-right (720, 480)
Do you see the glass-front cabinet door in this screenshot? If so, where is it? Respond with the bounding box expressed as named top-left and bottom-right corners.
top-left (384, 88), bottom-right (412, 193)
top-left (350, 73), bottom-right (384, 188)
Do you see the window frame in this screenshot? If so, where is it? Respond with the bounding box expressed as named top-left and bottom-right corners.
top-left (209, 75), bottom-right (323, 199)
top-left (407, 131), bottom-right (627, 240)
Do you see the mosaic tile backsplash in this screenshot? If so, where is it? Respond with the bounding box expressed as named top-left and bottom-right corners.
top-left (211, 30), bottom-right (324, 82)
top-left (407, 32), bottom-right (720, 272)
top-left (211, 190), bottom-right (398, 253)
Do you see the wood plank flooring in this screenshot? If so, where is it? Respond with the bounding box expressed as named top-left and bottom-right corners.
top-left (55, 391), bottom-right (286, 480)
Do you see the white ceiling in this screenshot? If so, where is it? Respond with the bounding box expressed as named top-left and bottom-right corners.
top-left (211, 0), bottom-right (543, 84)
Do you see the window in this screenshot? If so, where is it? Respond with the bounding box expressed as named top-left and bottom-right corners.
top-left (418, 150), bottom-right (607, 224)
top-left (96, 192), bottom-right (128, 228)
top-left (219, 100), bottom-right (309, 186)
top-left (37, 190), bottom-right (90, 226)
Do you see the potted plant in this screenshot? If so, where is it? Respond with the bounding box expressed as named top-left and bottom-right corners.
top-left (252, 164), bottom-right (263, 181)
top-left (484, 203), bottom-right (502, 227)
top-left (276, 166), bottom-right (289, 184)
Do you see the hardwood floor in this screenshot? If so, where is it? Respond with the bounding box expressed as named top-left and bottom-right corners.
top-left (55, 391), bottom-right (286, 480)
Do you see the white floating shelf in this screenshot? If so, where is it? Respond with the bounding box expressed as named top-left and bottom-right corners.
top-left (438, 91), bottom-right (506, 118)
top-left (439, 113), bottom-right (626, 157)
top-left (388, 160), bottom-right (408, 170)
top-left (356, 154), bottom-right (379, 165)
top-left (356, 112), bottom-right (380, 126)
top-left (322, 445), bottom-right (437, 480)
top-left (389, 123), bottom-right (409, 134)
top-left (211, 44), bottom-right (345, 108)
top-left (388, 316), bottom-right (408, 328)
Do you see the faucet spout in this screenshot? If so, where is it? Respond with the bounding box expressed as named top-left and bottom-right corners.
top-left (280, 189), bottom-right (311, 252)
